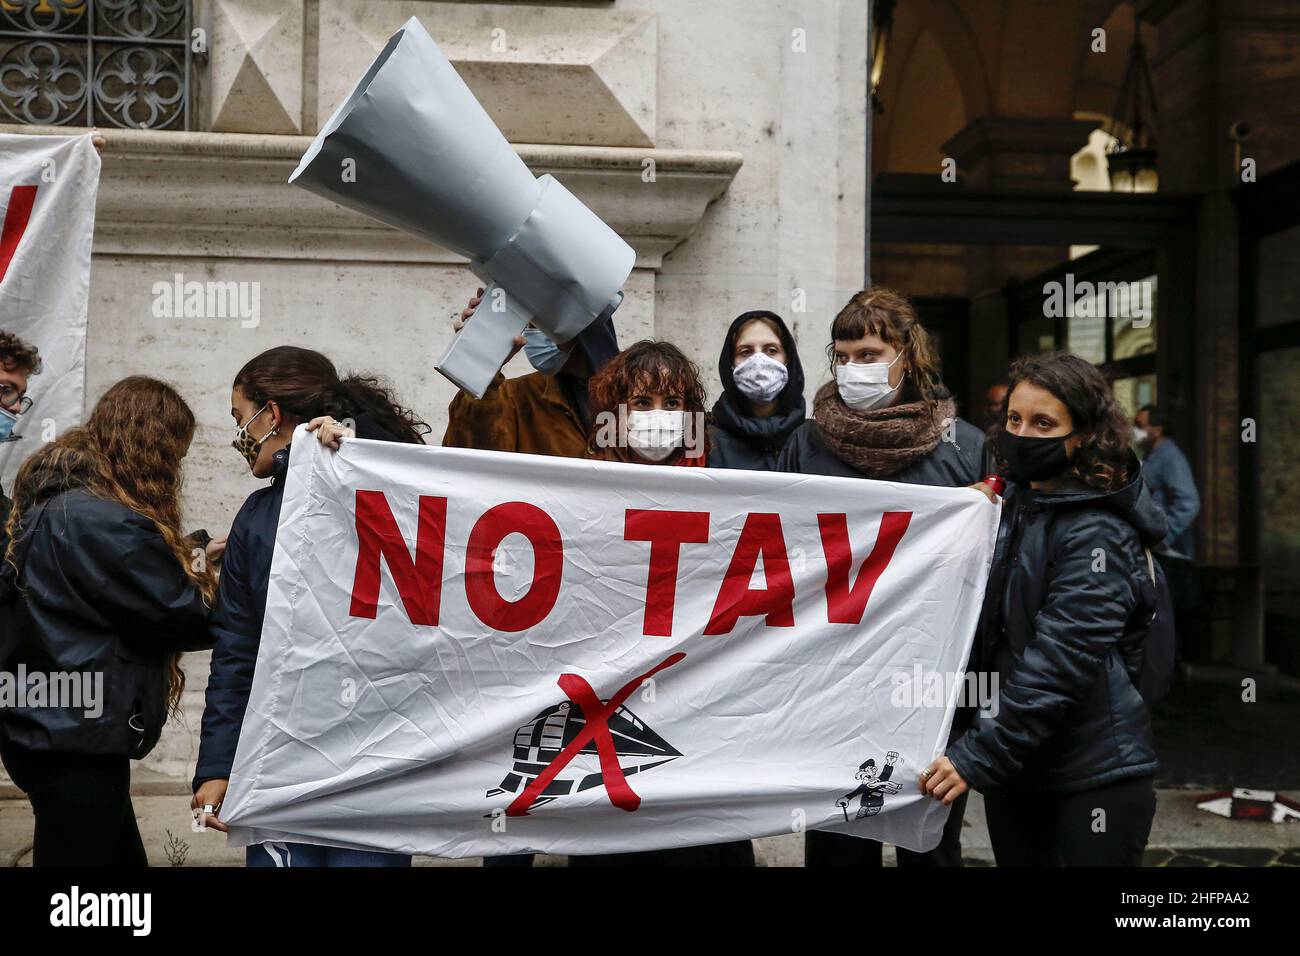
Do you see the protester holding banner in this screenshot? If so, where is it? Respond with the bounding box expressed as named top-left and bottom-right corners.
top-left (926, 352), bottom-right (1165, 867)
top-left (571, 338), bottom-right (751, 864)
top-left (778, 287), bottom-right (985, 867)
top-left (585, 339), bottom-right (710, 467)
top-left (443, 290), bottom-right (619, 867)
top-left (191, 346), bottom-right (430, 867)
top-left (708, 311), bottom-right (807, 470)
top-left (0, 377), bottom-right (217, 866)
top-left (443, 288), bottom-right (620, 457)
top-left (778, 288), bottom-right (984, 486)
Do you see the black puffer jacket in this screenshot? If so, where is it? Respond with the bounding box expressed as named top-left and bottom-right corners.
top-left (776, 396), bottom-right (987, 488)
top-left (708, 311), bottom-right (806, 471)
top-left (1, 490), bottom-right (212, 758)
top-left (945, 462), bottom-right (1168, 795)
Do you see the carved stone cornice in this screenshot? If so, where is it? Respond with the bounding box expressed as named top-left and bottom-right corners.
top-left (2, 125), bottom-right (743, 269)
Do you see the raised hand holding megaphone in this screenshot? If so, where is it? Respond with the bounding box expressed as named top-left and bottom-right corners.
top-left (289, 17), bottom-right (635, 398)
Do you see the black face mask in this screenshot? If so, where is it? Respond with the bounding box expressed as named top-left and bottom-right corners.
top-left (997, 430), bottom-right (1074, 484)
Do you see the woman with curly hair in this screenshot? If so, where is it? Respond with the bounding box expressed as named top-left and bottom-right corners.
top-left (572, 340), bottom-right (753, 866)
top-left (191, 346), bottom-right (430, 867)
top-left (585, 339), bottom-right (710, 466)
top-left (0, 330), bottom-right (44, 538)
top-left (922, 352), bottom-right (1168, 866)
top-left (0, 377), bottom-right (217, 866)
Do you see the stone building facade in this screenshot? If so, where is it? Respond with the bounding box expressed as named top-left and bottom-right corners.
top-left (6, 0), bottom-right (1295, 792)
top-left (2, 0), bottom-right (869, 781)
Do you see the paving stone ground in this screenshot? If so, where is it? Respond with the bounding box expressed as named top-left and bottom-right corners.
top-left (3, 676), bottom-right (1296, 867)
top-left (1151, 676), bottom-right (1300, 790)
top-left (2, 786), bottom-right (1297, 867)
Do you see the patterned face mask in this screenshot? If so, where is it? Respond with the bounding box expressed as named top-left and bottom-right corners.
top-left (732, 352), bottom-right (789, 405)
top-left (232, 403), bottom-right (276, 469)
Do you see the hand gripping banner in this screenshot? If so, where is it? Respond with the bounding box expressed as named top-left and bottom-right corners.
top-left (221, 428), bottom-right (1000, 858)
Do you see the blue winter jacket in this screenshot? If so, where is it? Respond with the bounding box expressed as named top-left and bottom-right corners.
top-left (1140, 439), bottom-right (1200, 558)
top-left (192, 447), bottom-right (287, 789)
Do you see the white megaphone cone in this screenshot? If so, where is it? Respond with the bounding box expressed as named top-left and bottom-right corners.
top-left (290, 17), bottom-right (635, 398)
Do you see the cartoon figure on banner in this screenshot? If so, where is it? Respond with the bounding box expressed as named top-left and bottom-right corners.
top-left (837, 750), bottom-right (902, 821)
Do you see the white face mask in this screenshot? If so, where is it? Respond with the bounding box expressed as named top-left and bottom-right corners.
top-left (1132, 426), bottom-right (1149, 446)
top-left (732, 352), bottom-right (789, 405)
top-left (626, 409), bottom-right (685, 462)
top-left (835, 353), bottom-right (904, 411)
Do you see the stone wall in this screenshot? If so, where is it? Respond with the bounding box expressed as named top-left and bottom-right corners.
top-left (3, 0), bottom-right (868, 781)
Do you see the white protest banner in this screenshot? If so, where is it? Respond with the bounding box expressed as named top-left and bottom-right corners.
top-left (221, 428), bottom-right (1000, 857)
top-left (0, 132), bottom-right (99, 488)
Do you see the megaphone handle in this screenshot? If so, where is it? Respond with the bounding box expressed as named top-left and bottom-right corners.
top-left (434, 283), bottom-right (532, 400)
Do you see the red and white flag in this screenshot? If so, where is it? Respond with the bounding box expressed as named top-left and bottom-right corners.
top-left (222, 430), bottom-right (1000, 858)
top-left (0, 132), bottom-right (99, 487)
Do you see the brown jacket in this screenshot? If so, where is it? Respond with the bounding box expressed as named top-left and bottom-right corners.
top-left (443, 371), bottom-right (588, 458)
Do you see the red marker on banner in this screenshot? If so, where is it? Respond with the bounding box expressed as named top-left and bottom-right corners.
top-left (982, 474), bottom-right (1005, 497)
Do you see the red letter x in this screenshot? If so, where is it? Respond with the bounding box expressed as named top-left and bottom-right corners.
top-left (506, 652), bottom-right (686, 816)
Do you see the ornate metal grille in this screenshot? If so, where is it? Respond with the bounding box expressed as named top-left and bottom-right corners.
top-left (0, 0), bottom-right (192, 130)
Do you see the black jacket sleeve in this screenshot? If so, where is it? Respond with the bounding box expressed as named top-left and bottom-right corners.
top-left (66, 503), bottom-right (212, 654)
top-left (945, 514), bottom-right (1139, 792)
top-left (193, 500), bottom-right (265, 788)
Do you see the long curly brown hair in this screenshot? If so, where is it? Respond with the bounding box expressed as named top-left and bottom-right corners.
top-left (588, 340), bottom-right (708, 415)
top-left (991, 352), bottom-right (1133, 493)
top-left (5, 376), bottom-right (216, 714)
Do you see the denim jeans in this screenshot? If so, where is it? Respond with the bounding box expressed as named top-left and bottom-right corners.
top-left (246, 841), bottom-right (412, 867)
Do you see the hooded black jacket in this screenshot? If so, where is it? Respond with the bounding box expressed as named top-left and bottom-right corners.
top-left (193, 416), bottom-right (407, 789)
top-left (0, 490), bottom-right (212, 758)
top-left (708, 311), bottom-right (806, 471)
top-left (945, 462), bottom-right (1168, 795)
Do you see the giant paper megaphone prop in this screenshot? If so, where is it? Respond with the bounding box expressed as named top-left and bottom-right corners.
top-left (289, 17), bottom-right (635, 398)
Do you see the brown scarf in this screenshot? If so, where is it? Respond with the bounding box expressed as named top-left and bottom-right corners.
top-left (813, 381), bottom-right (956, 478)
